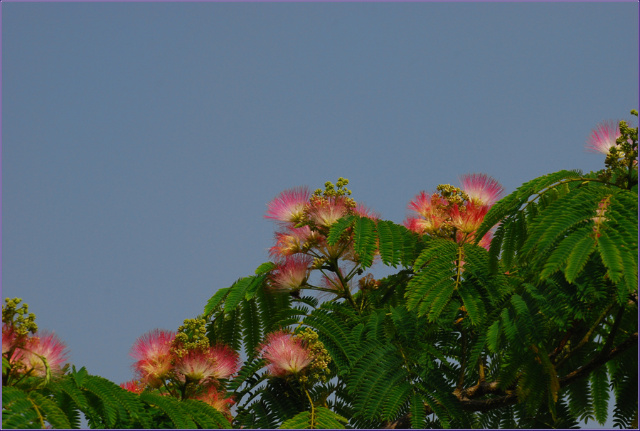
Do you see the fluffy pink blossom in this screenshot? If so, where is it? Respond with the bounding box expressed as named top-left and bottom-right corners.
top-left (208, 344), bottom-right (240, 380)
top-left (259, 331), bottom-right (313, 377)
top-left (405, 192), bottom-right (448, 234)
top-left (308, 198), bottom-right (349, 227)
top-left (2, 324), bottom-right (20, 357)
top-left (175, 350), bottom-right (219, 383)
top-left (20, 331), bottom-right (69, 377)
top-left (460, 174), bottom-right (504, 206)
top-left (586, 120), bottom-right (621, 155)
top-left (408, 191), bottom-right (439, 219)
top-left (450, 202), bottom-right (489, 234)
top-left (269, 226), bottom-right (314, 257)
top-left (120, 379), bottom-right (145, 394)
top-left (265, 187), bottom-right (310, 224)
top-left (195, 386), bottom-right (235, 417)
top-left (130, 329), bottom-right (175, 387)
top-left (478, 231), bottom-right (493, 250)
top-left (353, 203), bottom-right (380, 220)
top-left (269, 255), bottom-right (312, 291)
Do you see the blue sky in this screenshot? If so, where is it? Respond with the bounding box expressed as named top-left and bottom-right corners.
top-left (1, 2), bottom-right (638, 426)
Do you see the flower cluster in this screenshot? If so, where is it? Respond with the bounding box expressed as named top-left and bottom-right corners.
top-left (404, 173), bottom-right (504, 249)
top-left (258, 328), bottom-right (331, 385)
top-left (121, 318), bottom-right (239, 417)
top-left (585, 113), bottom-right (638, 187)
top-left (265, 178), bottom-right (378, 296)
top-left (2, 298), bottom-right (69, 383)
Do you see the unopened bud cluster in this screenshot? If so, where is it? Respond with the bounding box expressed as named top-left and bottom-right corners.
top-left (172, 318), bottom-right (209, 358)
top-left (2, 298), bottom-right (69, 383)
top-left (294, 327), bottom-right (332, 385)
top-left (3, 298), bottom-right (38, 336)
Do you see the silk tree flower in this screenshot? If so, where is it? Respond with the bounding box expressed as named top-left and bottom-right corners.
top-left (269, 226), bottom-right (315, 258)
top-left (407, 191), bottom-right (444, 219)
top-left (354, 203), bottom-right (380, 220)
top-left (478, 231), bottom-right (493, 250)
top-left (120, 379), bottom-right (145, 394)
top-left (208, 344), bottom-right (240, 380)
top-left (195, 386), bottom-right (235, 417)
top-left (404, 214), bottom-right (445, 235)
top-left (321, 268), bottom-right (350, 292)
top-left (2, 324), bottom-right (20, 357)
top-left (269, 255), bottom-right (313, 291)
top-left (450, 202), bottom-right (489, 235)
top-left (308, 197), bottom-right (349, 227)
top-left (460, 174), bottom-right (504, 206)
top-left (259, 331), bottom-right (313, 377)
top-left (19, 331), bottom-right (69, 377)
top-left (586, 120), bottom-right (622, 155)
top-left (130, 329), bottom-right (175, 387)
top-left (265, 186), bottom-right (311, 224)
top-left (405, 192), bottom-right (448, 234)
top-left (175, 349), bottom-right (219, 383)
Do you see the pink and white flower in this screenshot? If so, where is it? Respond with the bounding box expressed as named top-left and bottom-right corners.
top-left (259, 331), bottom-right (313, 377)
top-left (2, 324), bottom-right (20, 358)
top-left (175, 349), bottom-right (218, 383)
top-left (195, 386), bottom-right (235, 417)
top-left (120, 379), bottom-right (145, 394)
top-left (586, 120), bottom-right (621, 155)
top-left (19, 331), bottom-right (69, 377)
top-left (269, 255), bottom-right (312, 291)
top-left (130, 329), bottom-right (175, 387)
top-left (208, 344), bottom-right (239, 380)
top-left (265, 187), bottom-right (310, 224)
top-left (269, 226), bottom-right (314, 258)
top-left (460, 174), bottom-right (504, 207)
top-left (308, 197), bottom-right (349, 227)
top-left (450, 202), bottom-right (489, 234)
top-left (353, 203), bottom-right (380, 220)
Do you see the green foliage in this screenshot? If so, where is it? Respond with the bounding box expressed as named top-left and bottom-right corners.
top-left (1, 367), bottom-right (232, 429)
top-left (4, 119), bottom-right (637, 428)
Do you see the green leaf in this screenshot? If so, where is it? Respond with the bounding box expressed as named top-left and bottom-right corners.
top-left (204, 287), bottom-right (231, 316)
top-left (255, 261), bottom-right (277, 275)
top-left (596, 233), bottom-right (624, 283)
top-left (223, 277), bottom-right (255, 317)
top-left (354, 216), bottom-right (377, 268)
top-left (326, 215), bottom-right (356, 245)
top-left (564, 235), bottom-right (596, 283)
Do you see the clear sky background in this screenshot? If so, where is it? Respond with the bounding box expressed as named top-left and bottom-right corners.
top-left (2, 2), bottom-right (638, 428)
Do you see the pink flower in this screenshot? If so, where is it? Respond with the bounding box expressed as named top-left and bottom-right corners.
top-left (269, 255), bottom-right (312, 291)
top-left (20, 331), bottom-right (69, 377)
top-left (120, 379), bottom-right (145, 394)
top-left (175, 349), bottom-right (219, 383)
top-left (269, 226), bottom-right (314, 257)
top-left (195, 386), bottom-right (235, 417)
top-left (404, 214), bottom-right (444, 235)
top-left (408, 191), bottom-right (436, 219)
top-left (460, 174), bottom-right (504, 206)
top-left (450, 202), bottom-right (489, 234)
top-left (130, 329), bottom-right (175, 387)
top-left (405, 192), bottom-right (448, 234)
top-left (208, 344), bottom-right (239, 380)
top-left (2, 324), bottom-right (20, 357)
top-left (308, 197), bottom-right (349, 227)
top-left (586, 120), bottom-right (621, 155)
top-left (265, 187), bottom-right (310, 224)
top-left (353, 203), bottom-right (380, 220)
top-left (321, 268), bottom-right (349, 291)
top-left (478, 231), bottom-right (493, 250)
top-left (259, 331), bottom-right (313, 377)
